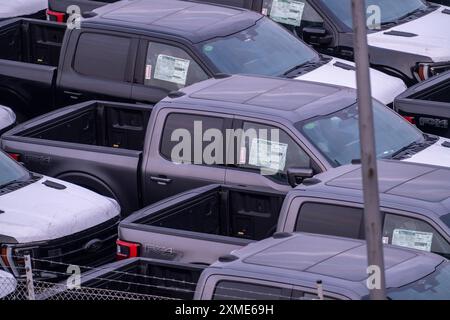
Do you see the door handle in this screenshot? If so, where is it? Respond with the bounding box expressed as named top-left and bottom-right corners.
top-left (150, 176), bottom-right (172, 185)
top-left (64, 91), bottom-right (82, 100)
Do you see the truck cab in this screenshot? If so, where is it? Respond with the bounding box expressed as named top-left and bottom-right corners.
top-left (195, 233), bottom-right (450, 300)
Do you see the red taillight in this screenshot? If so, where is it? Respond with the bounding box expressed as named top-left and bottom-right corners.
top-left (403, 116), bottom-right (416, 125)
top-left (46, 9), bottom-right (65, 23)
top-left (8, 153), bottom-right (21, 162)
top-left (116, 239), bottom-right (140, 260)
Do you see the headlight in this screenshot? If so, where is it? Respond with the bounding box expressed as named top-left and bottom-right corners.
top-left (414, 62), bottom-right (450, 81)
top-left (0, 244), bottom-right (37, 277)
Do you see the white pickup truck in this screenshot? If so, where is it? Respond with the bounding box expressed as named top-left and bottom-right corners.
top-left (0, 0), bottom-right (47, 20)
top-left (0, 106), bottom-right (15, 134)
top-left (0, 150), bottom-right (121, 279)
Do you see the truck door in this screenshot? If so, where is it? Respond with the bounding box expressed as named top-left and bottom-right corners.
top-left (142, 109), bottom-right (233, 205)
top-left (58, 29), bottom-right (138, 106)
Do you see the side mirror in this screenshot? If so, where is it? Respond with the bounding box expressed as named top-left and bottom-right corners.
top-left (287, 168), bottom-right (314, 188)
top-left (302, 27), bottom-right (333, 46)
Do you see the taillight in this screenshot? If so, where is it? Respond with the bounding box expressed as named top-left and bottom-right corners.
top-left (8, 153), bottom-right (21, 162)
top-left (46, 9), bottom-right (65, 23)
top-left (116, 239), bottom-right (140, 260)
top-left (403, 116), bottom-right (416, 125)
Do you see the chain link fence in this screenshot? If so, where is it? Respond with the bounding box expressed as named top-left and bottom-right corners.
top-left (0, 255), bottom-right (184, 301)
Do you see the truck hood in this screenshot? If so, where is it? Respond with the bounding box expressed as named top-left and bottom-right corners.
top-left (0, 106), bottom-right (16, 131)
top-left (404, 137), bottom-right (450, 167)
top-left (367, 6), bottom-right (450, 62)
top-left (0, 176), bottom-right (120, 243)
top-left (296, 57), bottom-right (407, 105)
top-left (0, 0), bottom-right (47, 19)
top-left (0, 271), bottom-right (16, 298)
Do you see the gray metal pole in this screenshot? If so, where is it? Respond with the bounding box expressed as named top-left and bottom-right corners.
top-left (350, 0), bottom-right (386, 300)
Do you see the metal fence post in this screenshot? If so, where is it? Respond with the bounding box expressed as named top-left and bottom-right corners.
top-left (24, 255), bottom-right (36, 300)
top-left (350, 0), bottom-right (387, 300)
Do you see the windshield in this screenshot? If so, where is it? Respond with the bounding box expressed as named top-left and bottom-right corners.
top-left (0, 151), bottom-right (28, 187)
top-left (296, 101), bottom-right (424, 167)
top-left (388, 262), bottom-right (450, 300)
top-left (198, 18), bottom-right (318, 76)
top-left (321, 0), bottom-right (428, 29)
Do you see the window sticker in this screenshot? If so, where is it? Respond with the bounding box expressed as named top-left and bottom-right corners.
top-left (270, 0), bottom-right (305, 27)
top-left (392, 229), bottom-right (433, 252)
top-left (145, 64), bottom-right (152, 80)
top-left (249, 138), bottom-right (288, 172)
top-left (154, 54), bottom-right (190, 85)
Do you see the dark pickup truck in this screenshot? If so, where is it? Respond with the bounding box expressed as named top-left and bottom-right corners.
top-left (0, 0), bottom-right (263, 119)
top-left (117, 160), bottom-right (450, 265)
top-left (1, 74), bottom-right (446, 215)
top-left (0, 0), bottom-right (405, 119)
top-left (39, 234), bottom-right (450, 301)
top-left (394, 71), bottom-right (450, 138)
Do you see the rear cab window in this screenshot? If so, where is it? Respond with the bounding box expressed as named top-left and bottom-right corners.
top-left (74, 33), bottom-right (132, 81)
top-left (212, 281), bottom-right (291, 300)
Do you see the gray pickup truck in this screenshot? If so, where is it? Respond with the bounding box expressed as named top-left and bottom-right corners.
top-left (394, 71), bottom-right (450, 138)
top-left (42, 233), bottom-right (450, 300)
top-left (118, 160), bottom-right (450, 264)
top-left (0, 75), bottom-right (443, 215)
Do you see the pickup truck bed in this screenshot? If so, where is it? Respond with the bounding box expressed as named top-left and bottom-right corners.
top-left (38, 258), bottom-right (204, 300)
top-left (1, 100), bottom-right (152, 213)
top-left (119, 185), bottom-right (285, 265)
top-left (0, 19), bottom-right (65, 117)
top-left (394, 71), bottom-right (450, 137)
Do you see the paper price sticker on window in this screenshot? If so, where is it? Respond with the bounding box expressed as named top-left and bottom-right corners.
top-left (249, 138), bottom-right (288, 173)
top-left (392, 229), bottom-right (433, 252)
top-left (154, 54), bottom-right (190, 85)
top-left (270, 0), bottom-right (305, 27)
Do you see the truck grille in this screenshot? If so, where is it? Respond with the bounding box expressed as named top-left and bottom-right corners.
top-left (32, 216), bottom-right (120, 278)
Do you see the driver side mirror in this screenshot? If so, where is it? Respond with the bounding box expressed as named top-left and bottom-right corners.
top-left (302, 27), bottom-right (333, 46)
top-left (287, 168), bottom-right (314, 188)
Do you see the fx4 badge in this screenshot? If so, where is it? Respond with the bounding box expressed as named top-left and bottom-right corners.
top-left (419, 117), bottom-right (449, 129)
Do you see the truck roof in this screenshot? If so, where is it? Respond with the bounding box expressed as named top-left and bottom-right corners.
top-left (296, 160), bottom-right (450, 219)
top-left (86, 0), bottom-right (262, 43)
top-left (163, 75), bottom-right (357, 123)
top-left (209, 233), bottom-right (444, 298)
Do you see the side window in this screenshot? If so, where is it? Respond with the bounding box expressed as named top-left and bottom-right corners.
top-left (213, 281), bottom-right (289, 300)
top-left (74, 33), bottom-right (131, 81)
top-left (237, 122), bottom-right (312, 184)
top-left (383, 214), bottom-right (450, 258)
top-left (292, 289), bottom-right (338, 300)
top-left (144, 42), bottom-right (209, 92)
top-left (160, 113), bottom-right (226, 166)
top-left (296, 202), bottom-right (364, 239)
top-left (264, 0), bottom-right (324, 31)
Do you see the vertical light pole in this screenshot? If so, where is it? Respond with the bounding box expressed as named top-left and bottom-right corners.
top-left (350, 0), bottom-right (386, 300)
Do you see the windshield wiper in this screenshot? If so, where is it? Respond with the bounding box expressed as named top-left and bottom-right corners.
top-left (380, 7), bottom-right (430, 29)
top-left (0, 179), bottom-right (20, 190)
top-left (389, 138), bottom-right (429, 160)
top-left (282, 57), bottom-right (328, 78)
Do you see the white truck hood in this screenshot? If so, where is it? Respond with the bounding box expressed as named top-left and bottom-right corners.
top-left (0, 176), bottom-right (120, 243)
top-left (367, 6), bottom-right (450, 62)
top-left (0, 0), bottom-right (47, 19)
top-left (0, 106), bottom-right (16, 131)
top-left (0, 271), bottom-right (16, 298)
top-left (404, 137), bottom-right (450, 167)
top-left (296, 57), bottom-right (407, 105)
